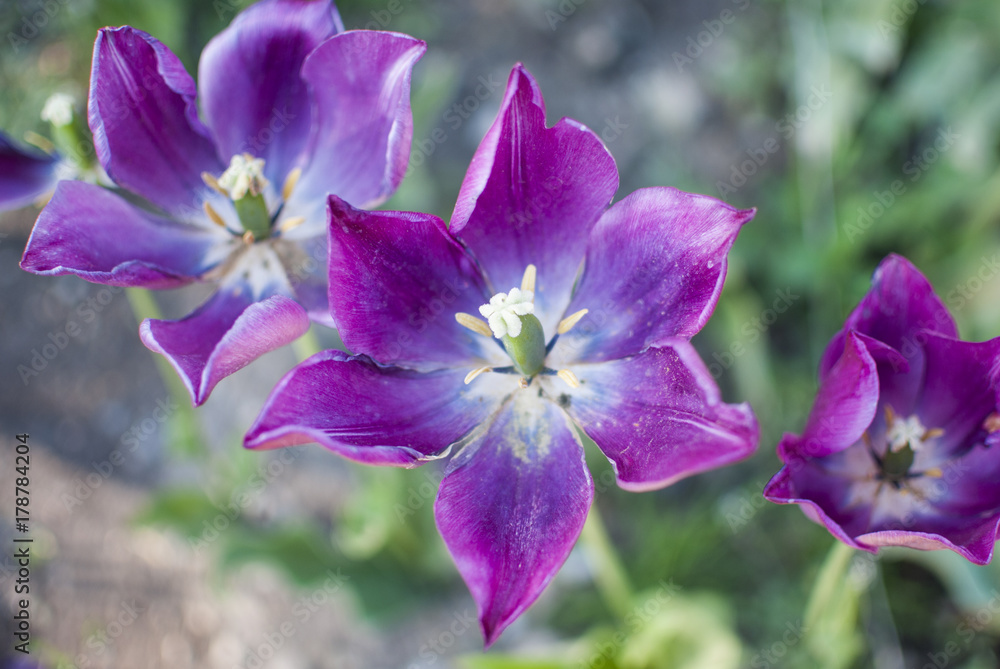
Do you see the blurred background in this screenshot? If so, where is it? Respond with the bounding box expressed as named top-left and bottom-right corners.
top-left (3, 0), bottom-right (1000, 667)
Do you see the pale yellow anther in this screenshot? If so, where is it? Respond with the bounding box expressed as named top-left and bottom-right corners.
top-left (282, 167), bottom-right (303, 201)
top-left (557, 369), bottom-right (580, 389)
top-left (923, 467), bottom-right (943, 479)
top-left (280, 216), bottom-right (306, 232)
top-left (518, 377), bottom-right (529, 389)
top-left (924, 428), bottom-right (945, 440)
top-left (455, 312), bottom-right (494, 338)
top-left (201, 171), bottom-right (228, 197)
top-left (242, 230), bottom-right (256, 245)
top-left (464, 366), bottom-right (491, 385)
top-left (203, 201), bottom-right (228, 228)
top-left (557, 309), bottom-right (589, 335)
top-left (24, 131), bottom-right (55, 154)
top-left (520, 264), bottom-right (537, 295)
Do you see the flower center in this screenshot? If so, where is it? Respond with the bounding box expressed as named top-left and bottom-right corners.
top-left (454, 265), bottom-right (589, 389)
top-left (867, 406), bottom-right (944, 487)
top-left (201, 155), bottom-right (305, 244)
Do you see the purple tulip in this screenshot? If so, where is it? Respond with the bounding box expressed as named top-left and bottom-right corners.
top-left (20, 0), bottom-right (425, 405)
top-left (764, 254), bottom-right (1000, 564)
top-left (245, 64), bottom-right (759, 644)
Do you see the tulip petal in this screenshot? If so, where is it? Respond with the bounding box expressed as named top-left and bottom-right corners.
top-left (245, 350), bottom-right (505, 465)
top-left (20, 180), bottom-right (225, 288)
top-left (434, 391), bottom-right (592, 646)
top-left (89, 26), bottom-right (223, 217)
top-left (819, 253), bottom-right (958, 380)
top-left (449, 64), bottom-right (619, 337)
top-left (140, 285), bottom-right (309, 406)
top-left (293, 30), bottom-right (425, 213)
top-left (551, 187), bottom-right (755, 364)
top-left (563, 340), bottom-right (758, 491)
top-left (198, 0), bottom-right (340, 183)
top-left (326, 195), bottom-right (501, 368)
top-left (0, 132), bottom-right (58, 210)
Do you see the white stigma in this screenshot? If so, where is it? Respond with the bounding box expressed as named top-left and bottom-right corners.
top-left (41, 93), bottom-right (75, 127)
top-left (219, 153), bottom-right (269, 199)
top-left (886, 414), bottom-right (929, 453)
top-left (479, 288), bottom-right (534, 339)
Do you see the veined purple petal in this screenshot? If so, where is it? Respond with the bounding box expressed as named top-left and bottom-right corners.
top-left (434, 391), bottom-right (593, 646)
top-left (819, 254), bottom-right (957, 380)
top-left (327, 195), bottom-right (500, 368)
top-left (913, 332), bottom-right (1000, 459)
top-left (20, 180), bottom-right (223, 288)
top-left (782, 331), bottom-right (880, 461)
top-left (857, 517), bottom-right (1000, 566)
top-left (563, 340), bottom-right (758, 491)
top-left (245, 350), bottom-right (502, 466)
top-left (198, 0), bottom-right (340, 183)
top-left (294, 30), bottom-right (425, 210)
top-left (140, 288), bottom-right (309, 406)
top-left (449, 64), bottom-right (619, 337)
top-left (552, 188), bottom-right (755, 364)
top-left (0, 131), bottom-right (58, 210)
top-left (89, 26), bottom-right (223, 216)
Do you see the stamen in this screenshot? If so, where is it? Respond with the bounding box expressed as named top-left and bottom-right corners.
top-left (282, 167), bottom-right (303, 201)
top-left (201, 172), bottom-right (228, 196)
top-left (518, 377), bottom-right (529, 389)
top-left (203, 202), bottom-right (228, 228)
top-left (479, 288), bottom-right (535, 338)
top-left (219, 153), bottom-right (269, 199)
top-left (984, 412), bottom-right (1000, 433)
top-left (521, 264), bottom-right (537, 295)
top-left (557, 369), bottom-right (580, 389)
top-left (924, 428), bottom-right (945, 440)
top-left (455, 313), bottom-right (494, 338)
top-left (23, 131), bottom-right (55, 154)
top-left (923, 467), bottom-right (943, 478)
top-left (557, 309), bottom-right (589, 335)
top-left (40, 92), bottom-right (75, 127)
top-left (242, 231), bottom-right (256, 245)
top-left (280, 216), bottom-right (306, 232)
top-left (464, 366), bottom-right (491, 385)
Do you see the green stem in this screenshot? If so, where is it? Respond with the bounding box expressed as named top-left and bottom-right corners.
top-left (125, 288), bottom-right (207, 459)
top-left (580, 503), bottom-right (635, 620)
top-left (804, 540), bottom-right (855, 631)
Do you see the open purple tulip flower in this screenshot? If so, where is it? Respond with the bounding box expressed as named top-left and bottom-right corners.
top-left (246, 64), bottom-right (760, 644)
top-left (764, 254), bottom-right (1000, 564)
top-left (19, 0), bottom-right (425, 405)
